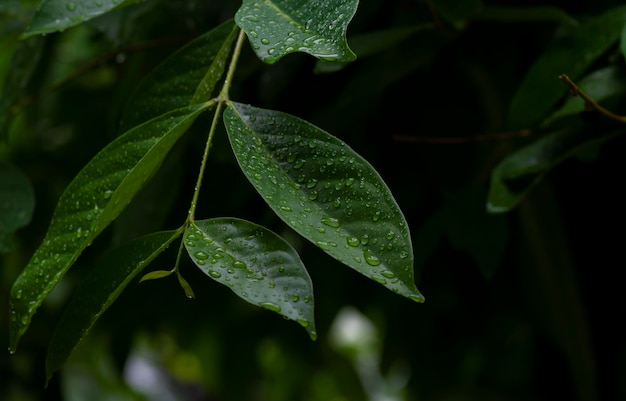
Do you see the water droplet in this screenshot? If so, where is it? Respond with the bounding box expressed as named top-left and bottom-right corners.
top-left (373, 211), bottom-right (381, 221)
top-left (386, 231), bottom-right (396, 240)
top-left (316, 241), bottom-right (331, 250)
top-left (208, 270), bottom-right (221, 278)
top-left (346, 236), bottom-right (360, 247)
top-left (293, 159), bottom-right (305, 169)
top-left (103, 190), bottom-right (113, 200)
top-left (371, 275), bottom-right (387, 284)
top-left (297, 319), bottom-right (309, 327)
top-left (317, 227), bottom-right (326, 233)
top-left (363, 250), bottom-right (382, 266)
top-left (400, 251), bottom-right (409, 259)
top-left (321, 216), bottom-right (340, 228)
top-left (15, 290), bottom-right (22, 299)
top-left (194, 251), bottom-right (209, 260)
top-left (360, 234), bottom-right (370, 245)
top-left (261, 38), bottom-right (270, 45)
top-left (260, 302), bottom-right (281, 312)
top-left (233, 260), bottom-right (247, 269)
top-left (66, 2), bottom-right (77, 11)
top-left (249, 30), bottom-right (258, 38)
top-left (409, 294), bottom-right (425, 303)
top-left (292, 294), bottom-right (300, 302)
top-left (269, 282), bottom-right (276, 288)
top-left (381, 270), bottom-right (395, 279)
top-left (280, 205), bottom-right (293, 212)
top-left (306, 179), bottom-right (318, 188)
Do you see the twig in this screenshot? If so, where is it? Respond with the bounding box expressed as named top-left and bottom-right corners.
top-left (558, 74), bottom-right (626, 123)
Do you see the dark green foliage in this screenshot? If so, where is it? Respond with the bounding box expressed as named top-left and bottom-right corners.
top-left (1, 1), bottom-right (625, 400)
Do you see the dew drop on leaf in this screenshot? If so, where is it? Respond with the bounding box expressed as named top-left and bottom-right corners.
top-left (260, 302), bottom-right (281, 312)
top-left (363, 250), bottom-right (381, 266)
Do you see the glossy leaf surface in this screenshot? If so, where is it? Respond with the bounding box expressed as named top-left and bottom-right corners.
top-left (223, 102), bottom-right (423, 302)
top-left (9, 102), bottom-right (210, 351)
top-left (120, 20), bottom-right (237, 131)
top-left (507, 5), bottom-right (626, 129)
top-left (21, 0), bottom-right (140, 39)
top-left (46, 230), bottom-right (181, 380)
top-left (235, 0), bottom-right (358, 64)
top-left (487, 121), bottom-right (624, 213)
top-left (0, 162), bottom-right (35, 253)
top-left (185, 218), bottom-right (316, 339)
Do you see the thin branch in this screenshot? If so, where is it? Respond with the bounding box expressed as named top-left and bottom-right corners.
top-left (393, 129), bottom-right (532, 144)
top-left (559, 74), bottom-right (626, 123)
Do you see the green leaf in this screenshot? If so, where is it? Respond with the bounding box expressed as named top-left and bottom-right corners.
top-left (0, 162), bottom-right (35, 253)
top-left (223, 102), bottom-right (423, 302)
top-left (487, 120), bottom-right (624, 213)
top-left (475, 6), bottom-right (578, 27)
top-left (120, 20), bottom-right (238, 132)
top-left (9, 102), bottom-right (210, 352)
top-left (507, 5), bottom-right (626, 129)
top-left (235, 0), bottom-right (358, 64)
top-left (21, 0), bottom-right (141, 39)
top-left (185, 218), bottom-right (316, 339)
top-left (45, 230), bottom-right (181, 380)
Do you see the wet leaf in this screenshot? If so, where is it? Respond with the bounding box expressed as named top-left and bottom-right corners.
top-left (0, 162), bottom-right (35, 253)
top-left (507, 5), bottom-right (626, 129)
top-left (46, 230), bottom-right (181, 380)
top-left (120, 20), bottom-right (237, 131)
top-left (21, 0), bottom-right (141, 39)
top-left (487, 120), bottom-right (624, 213)
top-left (235, 0), bottom-right (358, 64)
top-left (185, 218), bottom-right (316, 339)
top-left (9, 102), bottom-right (211, 352)
top-left (223, 102), bottom-right (423, 302)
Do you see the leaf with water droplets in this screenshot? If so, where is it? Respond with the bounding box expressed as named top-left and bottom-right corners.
top-left (9, 102), bottom-right (211, 352)
top-left (120, 20), bottom-right (237, 131)
top-left (235, 0), bottom-right (358, 64)
top-left (45, 230), bottom-right (180, 381)
top-left (185, 218), bottom-right (316, 340)
top-left (223, 102), bottom-right (423, 302)
top-left (0, 162), bottom-right (35, 254)
top-left (21, 0), bottom-right (141, 39)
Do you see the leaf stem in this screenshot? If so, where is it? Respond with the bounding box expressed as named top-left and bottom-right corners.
top-left (559, 74), bottom-right (626, 123)
top-left (187, 28), bottom-right (247, 221)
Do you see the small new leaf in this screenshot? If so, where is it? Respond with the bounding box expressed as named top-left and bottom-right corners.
top-left (235, 0), bottom-right (358, 64)
top-left (139, 270), bottom-right (174, 282)
top-left (223, 102), bottom-right (423, 302)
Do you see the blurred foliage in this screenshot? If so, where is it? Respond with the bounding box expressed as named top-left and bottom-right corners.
top-left (1, 0), bottom-right (625, 400)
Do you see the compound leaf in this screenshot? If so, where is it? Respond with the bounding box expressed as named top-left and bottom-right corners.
top-left (185, 218), bottom-right (316, 339)
top-left (223, 102), bottom-right (423, 302)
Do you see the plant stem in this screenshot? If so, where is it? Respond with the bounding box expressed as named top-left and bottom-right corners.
top-left (187, 28), bottom-right (247, 221)
top-left (559, 74), bottom-right (626, 123)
